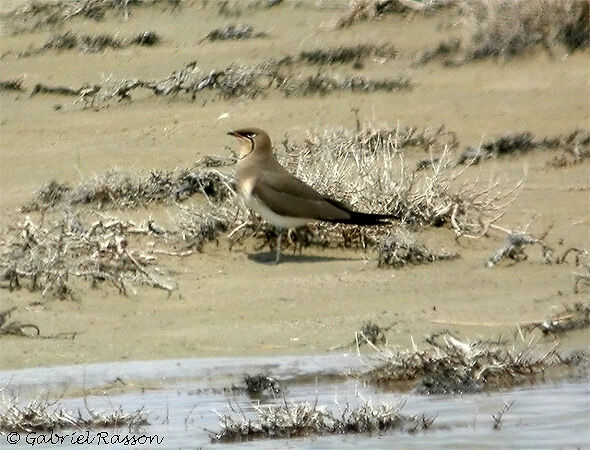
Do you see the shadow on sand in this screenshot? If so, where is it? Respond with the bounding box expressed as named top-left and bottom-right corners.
top-left (247, 251), bottom-right (364, 265)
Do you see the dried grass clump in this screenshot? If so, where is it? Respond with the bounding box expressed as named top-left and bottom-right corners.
top-left (458, 0), bottom-right (590, 62)
top-left (280, 73), bottom-right (412, 96)
top-left (298, 43), bottom-right (396, 66)
top-left (457, 129), bottom-right (590, 166)
top-left (416, 38), bottom-right (462, 65)
top-left (210, 399), bottom-right (433, 442)
top-left (377, 229), bottom-right (458, 268)
top-left (364, 332), bottom-right (586, 394)
top-left (1, 0), bottom-right (171, 34)
top-left (337, 0), bottom-right (454, 28)
top-left (203, 24), bottom-right (266, 41)
top-left (329, 320), bottom-right (396, 351)
top-left (282, 124), bottom-right (458, 161)
top-left (522, 302), bottom-right (590, 335)
top-left (80, 60), bottom-right (283, 106)
top-left (217, 0), bottom-right (283, 17)
top-left (10, 30), bottom-right (160, 58)
top-left (173, 205), bottom-right (231, 253)
top-left (0, 78), bottom-right (25, 91)
top-left (0, 214), bottom-right (176, 299)
top-left (27, 60), bottom-right (411, 107)
top-left (22, 166), bottom-right (235, 212)
top-left (486, 228), bottom-right (553, 268)
top-left (274, 126), bottom-right (518, 238)
top-left (0, 391), bottom-right (148, 433)
top-left (242, 374), bottom-right (284, 396)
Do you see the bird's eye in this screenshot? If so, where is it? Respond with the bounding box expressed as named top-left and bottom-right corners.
top-left (246, 133), bottom-right (256, 139)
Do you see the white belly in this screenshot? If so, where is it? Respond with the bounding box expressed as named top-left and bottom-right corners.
top-left (246, 195), bottom-right (314, 229)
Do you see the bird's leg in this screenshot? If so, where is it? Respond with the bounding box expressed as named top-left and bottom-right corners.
top-left (275, 228), bottom-right (283, 264)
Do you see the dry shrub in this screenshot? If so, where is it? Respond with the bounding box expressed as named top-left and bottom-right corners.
top-left (457, 129), bottom-right (590, 166)
top-left (298, 43), bottom-right (396, 66)
top-left (22, 166), bottom-right (235, 212)
top-left (377, 229), bottom-right (458, 268)
top-left (217, 0), bottom-right (283, 17)
top-left (203, 24), bottom-right (266, 41)
top-left (416, 38), bottom-right (462, 65)
top-left (329, 320), bottom-right (396, 351)
top-left (242, 374), bottom-right (284, 396)
top-left (280, 72), bottom-right (412, 96)
top-left (10, 31), bottom-right (160, 58)
top-left (271, 126), bottom-right (519, 237)
top-left (458, 0), bottom-right (590, 61)
top-left (337, 0), bottom-right (453, 28)
top-left (1, 0), bottom-right (174, 34)
top-left (0, 390), bottom-right (148, 433)
top-left (210, 399), bottom-right (433, 442)
top-left (486, 229), bottom-right (553, 268)
top-left (25, 60), bottom-right (411, 107)
top-left (364, 332), bottom-right (587, 394)
top-left (0, 78), bottom-right (25, 91)
top-left (0, 213), bottom-right (176, 299)
top-left (522, 302), bottom-right (590, 335)
top-left (173, 204), bottom-right (231, 253)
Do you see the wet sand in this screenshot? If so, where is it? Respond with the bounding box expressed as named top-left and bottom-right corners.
top-left (0, 1), bottom-right (589, 370)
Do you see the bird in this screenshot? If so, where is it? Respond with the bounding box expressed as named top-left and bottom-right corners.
top-left (228, 127), bottom-right (393, 263)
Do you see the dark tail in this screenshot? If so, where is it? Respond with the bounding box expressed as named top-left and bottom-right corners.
top-left (332, 211), bottom-right (395, 226)
top-left (323, 198), bottom-right (396, 226)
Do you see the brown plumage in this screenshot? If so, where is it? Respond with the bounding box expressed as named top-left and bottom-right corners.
top-left (228, 127), bottom-right (393, 263)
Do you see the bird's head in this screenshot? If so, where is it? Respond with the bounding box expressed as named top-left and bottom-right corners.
top-left (227, 127), bottom-right (271, 159)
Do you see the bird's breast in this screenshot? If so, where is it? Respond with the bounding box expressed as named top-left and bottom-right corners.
top-left (237, 176), bottom-right (256, 202)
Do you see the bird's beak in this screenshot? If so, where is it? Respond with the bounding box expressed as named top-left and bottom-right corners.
top-left (227, 130), bottom-right (239, 137)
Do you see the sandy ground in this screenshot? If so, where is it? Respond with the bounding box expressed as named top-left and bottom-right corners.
top-left (1, 1), bottom-right (589, 370)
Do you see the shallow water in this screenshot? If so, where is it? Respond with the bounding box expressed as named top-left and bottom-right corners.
top-left (2, 355), bottom-right (589, 449)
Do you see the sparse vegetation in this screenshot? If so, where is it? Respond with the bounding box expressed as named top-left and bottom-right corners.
top-left (456, 130), bottom-right (590, 166)
top-left (7, 31), bottom-right (160, 58)
top-left (203, 24), bottom-right (266, 42)
top-left (336, 0), bottom-right (454, 28)
top-left (298, 43), bottom-right (396, 66)
top-left (5, 123), bottom-right (524, 297)
top-left (363, 332), bottom-right (587, 394)
top-left (16, 58), bottom-right (412, 107)
top-left (458, 0), bottom-right (590, 61)
top-left (522, 302), bottom-right (590, 335)
top-left (491, 401), bottom-right (514, 430)
top-left (378, 229), bottom-right (458, 268)
top-left (0, 213), bottom-right (178, 299)
top-left (242, 374), bottom-right (284, 396)
top-left (22, 166), bottom-right (235, 212)
top-left (329, 320), bottom-right (396, 351)
top-left (486, 227), bottom-right (553, 268)
top-left (416, 38), bottom-right (462, 65)
top-left (0, 390), bottom-right (149, 433)
top-left (1, 0), bottom-right (178, 34)
top-left (0, 78), bottom-right (25, 91)
top-left (210, 399), bottom-right (434, 442)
